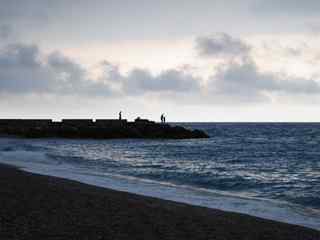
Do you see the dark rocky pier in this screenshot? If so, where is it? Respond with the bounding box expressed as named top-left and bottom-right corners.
top-left (0, 118), bottom-right (209, 139)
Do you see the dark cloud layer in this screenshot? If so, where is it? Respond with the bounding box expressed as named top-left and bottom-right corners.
top-left (196, 33), bottom-right (250, 58)
top-left (0, 43), bottom-right (200, 98)
top-left (0, 43), bottom-right (113, 96)
top-left (0, 37), bottom-right (320, 105)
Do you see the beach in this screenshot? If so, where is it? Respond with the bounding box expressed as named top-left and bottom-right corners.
top-left (0, 164), bottom-right (319, 240)
top-left (1, 0), bottom-right (320, 238)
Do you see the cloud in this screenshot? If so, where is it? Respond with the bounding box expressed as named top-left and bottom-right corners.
top-left (195, 33), bottom-right (320, 103)
top-left (47, 51), bottom-right (87, 93)
top-left (99, 61), bottom-right (123, 82)
top-left (123, 68), bottom-right (201, 95)
top-left (196, 33), bottom-right (250, 58)
top-left (98, 61), bottom-right (201, 95)
top-left (1, 37), bottom-right (320, 106)
top-left (0, 43), bottom-right (113, 96)
top-left (101, 51), bottom-right (320, 104)
top-left (0, 44), bottom-right (51, 93)
top-left (0, 43), bottom-right (201, 98)
top-left (208, 58), bottom-right (320, 103)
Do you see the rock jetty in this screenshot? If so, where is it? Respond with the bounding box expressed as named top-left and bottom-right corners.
top-left (0, 118), bottom-right (209, 139)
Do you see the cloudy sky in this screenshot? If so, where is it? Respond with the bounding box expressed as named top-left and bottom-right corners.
top-left (1, 0), bottom-right (320, 121)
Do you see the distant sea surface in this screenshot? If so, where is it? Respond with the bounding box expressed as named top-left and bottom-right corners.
top-left (0, 123), bottom-right (319, 229)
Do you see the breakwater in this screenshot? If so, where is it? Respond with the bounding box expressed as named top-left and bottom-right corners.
top-left (0, 118), bottom-right (209, 139)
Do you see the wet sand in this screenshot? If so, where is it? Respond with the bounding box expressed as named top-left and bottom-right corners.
top-left (0, 164), bottom-right (319, 240)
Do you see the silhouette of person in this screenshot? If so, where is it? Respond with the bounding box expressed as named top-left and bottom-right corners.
top-left (119, 111), bottom-right (122, 120)
top-left (135, 116), bottom-right (141, 121)
top-left (163, 115), bottom-right (166, 123)
top-left (160, 114), bottom-right (164, 123)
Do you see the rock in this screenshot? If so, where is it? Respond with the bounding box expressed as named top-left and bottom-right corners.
top-left (0, 119), bottom-right (209, 139)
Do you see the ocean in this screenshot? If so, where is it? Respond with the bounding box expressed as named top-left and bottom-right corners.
top-left (0, 123), bottom-right (319, 230)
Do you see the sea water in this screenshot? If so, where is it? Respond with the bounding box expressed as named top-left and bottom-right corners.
top-left (0, 123), bottom-right (319, 230)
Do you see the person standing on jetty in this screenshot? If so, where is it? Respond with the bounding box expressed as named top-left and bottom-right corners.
top-left (161, 114), bottom-right (166, 123)
top-left (119, 111), bottom-right (122, 120)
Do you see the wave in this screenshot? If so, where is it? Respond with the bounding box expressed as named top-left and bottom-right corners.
top-left (0, 133), bottom-right (319, 230)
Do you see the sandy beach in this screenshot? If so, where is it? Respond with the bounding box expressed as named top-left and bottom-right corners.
top-left (0, 163), bottom-right (319, 240)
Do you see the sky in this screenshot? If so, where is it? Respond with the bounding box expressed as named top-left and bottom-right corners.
top-left (1, 0), bottom-right (320, 121)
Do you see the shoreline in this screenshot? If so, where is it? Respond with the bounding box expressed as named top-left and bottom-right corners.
top-left (0, 163), bottom-right (319, 239)
top-left (2, 153), bottom-right (319, 231)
